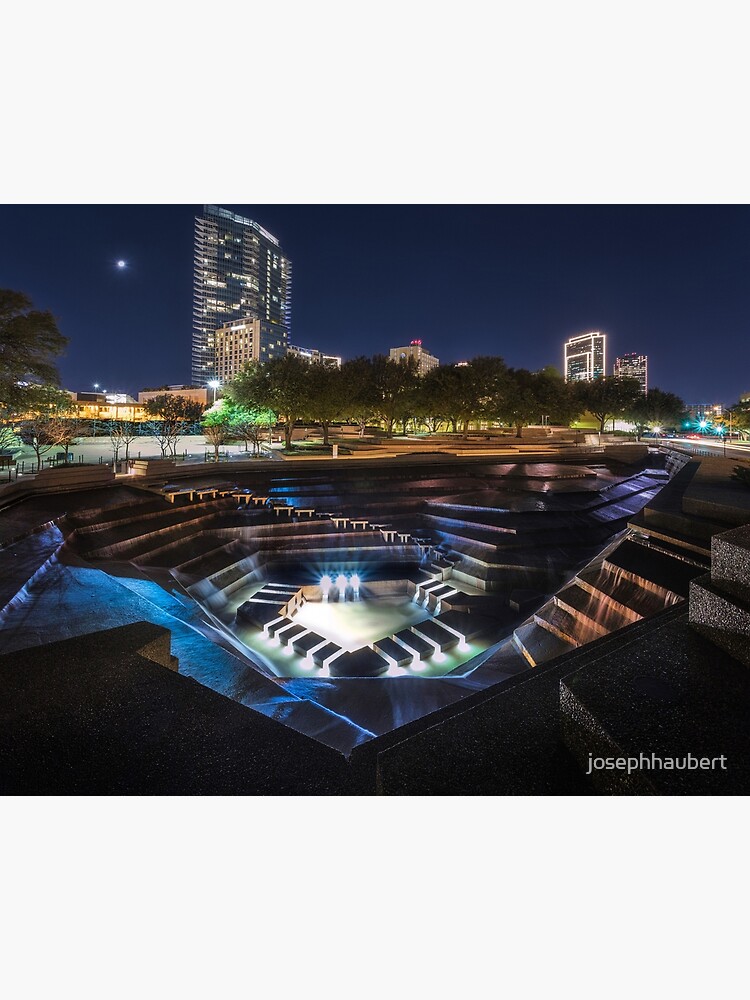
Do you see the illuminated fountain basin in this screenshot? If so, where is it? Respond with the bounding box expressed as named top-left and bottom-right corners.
top-left (226, 579), bottom-right (493, 680)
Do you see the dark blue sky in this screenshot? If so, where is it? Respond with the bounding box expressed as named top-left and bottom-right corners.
top-left (1, 204), bottom-right (748, 403)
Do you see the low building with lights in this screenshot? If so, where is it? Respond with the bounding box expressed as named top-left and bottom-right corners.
top-left (389, 340), bottom-right (439, 375)
top-left (69, 392), bottom-right (148, 423)
top-left (138, 386), bottom-right (210, 406)
top-left (287, 344), bottom-right (342, 367)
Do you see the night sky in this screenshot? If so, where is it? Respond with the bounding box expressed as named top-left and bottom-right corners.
top-left (1, 204), bottom-right (748, 404)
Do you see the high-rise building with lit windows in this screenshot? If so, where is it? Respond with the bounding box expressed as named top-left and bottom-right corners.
top-left (193, 205), bottom-right (292, 385)
top-left (613, 353), bottom-right (648, 394)
top-left (564, 331), bottom-right (606, 383)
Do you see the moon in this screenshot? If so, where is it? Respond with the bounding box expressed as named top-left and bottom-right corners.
top-left (116, 260), bottom-right (126, 269)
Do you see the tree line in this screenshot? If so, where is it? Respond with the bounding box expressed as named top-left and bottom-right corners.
top-left (214, 352), bottom-right (688, 448)
top-left (5, 287), bottom-right (750, 467)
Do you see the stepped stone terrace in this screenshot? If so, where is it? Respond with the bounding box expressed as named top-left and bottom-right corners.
top-left (0, 450), bottom-right (695, 756)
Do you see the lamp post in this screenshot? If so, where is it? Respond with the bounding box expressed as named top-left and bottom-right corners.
top-left (208, 380), bottom-right (221, 406)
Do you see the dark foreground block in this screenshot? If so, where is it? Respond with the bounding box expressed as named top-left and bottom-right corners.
top-left (560, 608), bottom-right (750, 794)
top-left (0, 623), bottom-right (356, 795)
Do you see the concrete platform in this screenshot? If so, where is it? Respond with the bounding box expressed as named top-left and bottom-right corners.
top-left (292, 631), bottom-right (327, 655)
top-left (373, 636), bottom-right (414, 665)
top-left (410, 619), bottom-right (460, 651)
top-left (434, 610), bottom-right (496, 642)
top-left (329, 647), bottom-right (389, 678)
top-left (393, 629), bottom-right (434, 658)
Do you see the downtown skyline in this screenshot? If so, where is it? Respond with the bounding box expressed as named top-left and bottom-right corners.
top-left (1, 204), bottom-right (749, 404)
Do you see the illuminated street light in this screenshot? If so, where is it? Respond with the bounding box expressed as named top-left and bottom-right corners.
top-left (335, 574), bottom-right (348, 595)
top-left (320, 575), bottom-right (332, 601)
top-left (208, 379), bottom-right (221, 405)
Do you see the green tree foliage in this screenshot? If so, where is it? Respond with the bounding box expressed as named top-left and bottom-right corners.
top-left (201, 406), bottom-right (233, 462)
top-left (305, 362), bottom-right (345, 445)
top-left (339, 357), bottom-right (381, 436)
top-left (222, 400), bottom-right (276, 455)
top-left (496, 368), bottom-right (545, 438)
top-left (370, 355), bottom-right (420, 437)
top-left (226, 354), bottom-right (311, 450)
top-left (624, 388), bottom-right (685, 440)
top-left (0, 289), bottom-right (68, 409)
top-left (723, 398), bottom-right (750, 440)
top-left (573, 376), bottom-right (643, 437)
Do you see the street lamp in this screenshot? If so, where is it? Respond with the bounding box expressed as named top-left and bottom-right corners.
top-left (208, 380), bottom-right (221, 405)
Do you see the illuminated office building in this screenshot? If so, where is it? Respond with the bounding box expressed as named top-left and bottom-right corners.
top-left (389, 340), bottom-right (439, 375)
top-left (613, 353), bottom-right (648, 394)
top-left (193, 205), bottom-right (292, 385)
top-left (564, 331), bottom-right (606, 382)
top-left (214, 318), bottom-right (287, 383)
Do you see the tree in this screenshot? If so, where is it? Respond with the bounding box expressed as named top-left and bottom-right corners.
top-left (0, 289), bottom-right (68, 409)
top-left (17, 385), bottom-right (74, 470)
top-left (722, 399), bottom-right (750, 441)
top-left (0, 411), bottom-right (20, 454)
top-left (144, 394), bottom-right (204, 457)
top-left (573, 376), bottom-right (643, 440)
top-left (106, 420), bottom-right (139, 464)
top-left (223, 400), bottom-right (276, 455)
top-left (496, 368), bottom-right (545, 438)
top-left (202, 408), bottom-right (233, 462)
top-left (340, 357), bottom-right (381, 436)
top-left (305, 362), bottom-right (345, 445)
top-left (226, 355), bottom-right (311, 450)
top-left (370, 355), bottom-right (419, 437)
top-left (624, 388), bottom-right (685, 440)
top-left (54, 415), bottom-right (87, 461)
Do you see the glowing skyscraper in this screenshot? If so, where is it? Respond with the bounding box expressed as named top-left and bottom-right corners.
top-left (193, 205), bottom-right (292, 386)
top-left (564, 331), bottom-right (606, 382)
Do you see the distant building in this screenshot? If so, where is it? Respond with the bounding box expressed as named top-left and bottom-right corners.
top-left (685, 403), bottom-right (724, 423)
top-left (70, 391), bottom-right (147, 423)
top-left (613, 353), bottom-right (648, 394)
top-left (214, 318), bottom-right (288, 383)
top-left (287, 344), bottom-right (342, 367)
top-left (389, 340), bottom-right (439, 375)
top-left (138, 386), bottom-right (210, 407)
top-left (193, 205), bottom-right (292, 386)
top-left (564, 331), bottom-right (606, 382)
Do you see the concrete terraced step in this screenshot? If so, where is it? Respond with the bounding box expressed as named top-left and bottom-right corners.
top-left (576, 566), bottom-right (678, 619)
top-left (533, 603), bottom-right (601, 646)
top-left (512, 621), bottom-right (576, 667)
top-left (553, 583), bottom-right (632, 635)
top-left (603, 539), bottom-right (704, 599)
